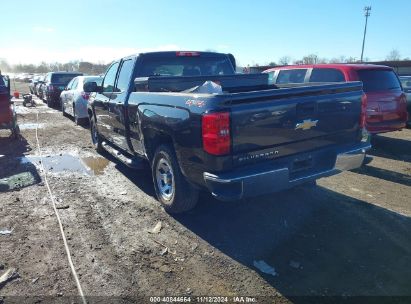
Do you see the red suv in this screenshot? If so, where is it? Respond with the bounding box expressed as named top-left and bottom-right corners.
top-left (263, 64), bottom-right (408, 134)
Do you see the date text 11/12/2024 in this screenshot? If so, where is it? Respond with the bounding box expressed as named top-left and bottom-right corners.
top-left (149, 296), bottom-right (258, 303)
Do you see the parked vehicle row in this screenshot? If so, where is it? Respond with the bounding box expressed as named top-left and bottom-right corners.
top-left (263, 64), bottom-right (409, 134)
top-left (20, 51), bottom-right (409, 214)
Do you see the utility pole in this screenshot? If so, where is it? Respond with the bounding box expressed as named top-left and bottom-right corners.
top-left (360, 6), bottom-right (371, 62)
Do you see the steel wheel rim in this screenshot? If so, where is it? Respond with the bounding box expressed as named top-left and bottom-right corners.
top-left (155, 157), bottom-right (174, 201)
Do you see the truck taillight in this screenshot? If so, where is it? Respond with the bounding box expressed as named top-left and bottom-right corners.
top-left (81, 91), bottom-right (90, 100)
top-left (176, 51), bottom-right (200, 57)
top-left (360, 93), bottom-right (367, 128)
top-left (202, 112), bottom-right (231, 156)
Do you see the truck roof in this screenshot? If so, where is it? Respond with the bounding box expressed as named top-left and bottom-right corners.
top-left (263, 63), bottom-right (393, 73)
top-left (122, 51), bottom-right (231, 60)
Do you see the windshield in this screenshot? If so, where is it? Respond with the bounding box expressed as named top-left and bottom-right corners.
top-left (139, 56), bottom-right (235, 77)
top-left (357, 69), bottom-right (401, 92)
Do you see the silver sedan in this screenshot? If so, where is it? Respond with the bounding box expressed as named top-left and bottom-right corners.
top-left (60, 76), bottom-right (102, 125)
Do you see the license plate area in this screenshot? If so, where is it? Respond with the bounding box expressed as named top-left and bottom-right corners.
top-left (291, 155), bottom-right (313, 173)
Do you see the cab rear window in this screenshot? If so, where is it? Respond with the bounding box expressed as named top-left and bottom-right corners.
top-left (276, 69), bottom-right (307, 84)
top-left (139, 56), bottom-right (235, 77)
top-left (51, 74), bottom-right (82, 84)
top-left (309, 68), bottom-right (345, 82)
top-left (357, 69), bottom-right (401, 92)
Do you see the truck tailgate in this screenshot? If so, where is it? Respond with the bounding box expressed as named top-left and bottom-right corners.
top-left (228, 82), bottom-right (363, 164)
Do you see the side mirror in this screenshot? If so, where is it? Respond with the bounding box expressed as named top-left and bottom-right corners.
top-left (83, 81), bottom-right (102, 93)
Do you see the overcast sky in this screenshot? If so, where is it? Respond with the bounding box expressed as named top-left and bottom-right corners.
top-left (1, 0), bottom-right (410, 66)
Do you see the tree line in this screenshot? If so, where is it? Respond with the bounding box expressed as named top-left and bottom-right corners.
top-left (264, 49), bottom-right (409, 67)
top-left (0, 59), bottom-right (109, 75)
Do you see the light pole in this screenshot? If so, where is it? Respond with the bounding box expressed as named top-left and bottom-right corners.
top-left (360, 6), bottom-right (371, 62)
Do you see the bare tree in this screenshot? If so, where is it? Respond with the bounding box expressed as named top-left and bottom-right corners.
top-left (268, 61), bottom-right (276, 66)
top-left (386, 49), bottom-right (401, 61)
top-left (278, 56), bottom-right (291, 66)
top-left (302, 54), bottom-right (319, 64)
top-left (346, 56), bottom-right (358, 63)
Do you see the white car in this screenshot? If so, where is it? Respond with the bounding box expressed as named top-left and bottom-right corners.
top-left (60, 76), bottom-right (102, 125)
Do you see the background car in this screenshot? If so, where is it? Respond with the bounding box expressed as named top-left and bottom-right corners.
top-left (37, 75), bottom-right (47, 99)
top-left (29, 75), bottom-right (42, 95)
top-left (399, 76), bottom-right (411, 126)
top-left (43, 72), bottom-right (83, 107)
top-left (263, 64), bottom-right (408, 134)
top-left (60, 76), bottom-right (102, 125)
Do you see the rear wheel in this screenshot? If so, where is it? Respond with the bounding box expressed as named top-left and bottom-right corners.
top-left (152, 144), bottom-right (199, 213)
top-left (61, 100), bottom-right (68, 117)
top-left (46, 96), bottom-right (53, 107)
top-left (74, 105), bottom-right (79, 125)
top-left (11, 124), bottom-right (20, 140)
top-left (90, 117), bottom-right (103, 153)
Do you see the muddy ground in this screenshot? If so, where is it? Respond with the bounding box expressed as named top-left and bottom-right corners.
top-left (1, 84), bottom-right (411, 303)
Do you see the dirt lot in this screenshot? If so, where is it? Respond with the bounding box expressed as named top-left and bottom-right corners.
top-left (1, 83), bottom-right (411, 303)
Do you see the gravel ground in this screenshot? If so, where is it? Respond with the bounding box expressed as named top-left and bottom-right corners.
top-left (0, 85), bottom-right (410, 303)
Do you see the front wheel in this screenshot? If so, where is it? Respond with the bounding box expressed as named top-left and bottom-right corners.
top-left (90, 117), bottom-right (103, 153)
top-left (152, 145), bottom-right (199, 213)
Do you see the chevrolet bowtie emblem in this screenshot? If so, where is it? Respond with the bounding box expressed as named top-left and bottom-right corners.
top-left (295, 119), bottom-right (318, 130)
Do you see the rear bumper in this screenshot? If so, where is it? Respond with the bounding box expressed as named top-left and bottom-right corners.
top-left (46, 91), bottom-right (63, 102)
top-left (203, 143), bottom-right (371, 201)
top-left (366, 120), bottom-right (407, 134)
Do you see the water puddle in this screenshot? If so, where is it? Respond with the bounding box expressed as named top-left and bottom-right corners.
top-left (20, 154), bottom-right (109, 176)
top-left (81, 157), bottom-right (110, 175)
top-left (19, 123), bottom-right (45, 130)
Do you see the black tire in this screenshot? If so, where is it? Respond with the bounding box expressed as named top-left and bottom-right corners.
top-left (73, 106), bottom-right (87, 125)
top-left (90, 117), bottom-right (103, 153)
top-left (74, 106), bottom-right (79, 125)
top-left (46, 96), bottom-right (52, 107)
top-left (11, 125), bottom-right (20, 140)
top-left (152, 144), bottom-right (199, 213)
top-left (61, 100), bottom-right (68, 117)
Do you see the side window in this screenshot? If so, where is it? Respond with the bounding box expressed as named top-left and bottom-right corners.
top-left (66, 79), bottom-right (74, 90)
top-left (276, 69), bottom-right (307, 84)
top-left (310, 68), bottom-right (345, 82)
top-left (71, 78), bottom-right (79, 90)
top-left (102, 62), bottom-right (120, 93)
top-left (115, 59), bottom-right (135, 92)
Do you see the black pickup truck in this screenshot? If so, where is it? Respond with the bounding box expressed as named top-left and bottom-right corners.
top-left (86, 51), bottom-right (370, 213)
